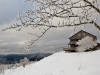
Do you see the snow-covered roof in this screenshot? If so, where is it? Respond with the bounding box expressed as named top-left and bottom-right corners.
top-left (69, 30), bottom-right (97, 39)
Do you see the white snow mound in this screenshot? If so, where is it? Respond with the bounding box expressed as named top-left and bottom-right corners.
top-left (1, 50), bottom-right (100, 75)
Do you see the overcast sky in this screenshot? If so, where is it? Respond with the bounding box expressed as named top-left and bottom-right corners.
top-left (0, 0), bottom-right (100, 54)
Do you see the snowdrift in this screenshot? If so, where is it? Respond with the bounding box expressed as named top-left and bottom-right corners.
top-left (1, 50), bottom-right (100, 75)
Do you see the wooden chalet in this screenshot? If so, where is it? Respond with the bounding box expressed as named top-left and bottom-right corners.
top-left (63, 30), bottom-right (98, 52)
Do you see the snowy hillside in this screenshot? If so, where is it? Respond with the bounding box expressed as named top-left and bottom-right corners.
top-left (1, 50), bottom-right (100, 75)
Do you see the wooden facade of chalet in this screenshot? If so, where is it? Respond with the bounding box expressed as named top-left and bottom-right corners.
top-left (63, 30), bottom-right (97, 52)
top-left (94, 43), bottom-right (100, 50)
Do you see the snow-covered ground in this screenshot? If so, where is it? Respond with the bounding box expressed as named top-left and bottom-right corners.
top-left (1, 50), bottom-right (100, 75)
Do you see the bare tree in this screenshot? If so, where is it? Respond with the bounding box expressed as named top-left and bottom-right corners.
top-left (0, 65), bottom-right (4, 74)
top-left (2, 0), bottom-right (100, 50)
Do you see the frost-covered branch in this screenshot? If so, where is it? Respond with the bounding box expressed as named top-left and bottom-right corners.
top-left (76, 36), bottom-right (97, 52)
top-left (2, 0), bottom-right (100, 49)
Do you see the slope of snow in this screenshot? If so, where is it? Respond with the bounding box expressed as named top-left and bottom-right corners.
top-left (1, 50), bottom-right (100, 75)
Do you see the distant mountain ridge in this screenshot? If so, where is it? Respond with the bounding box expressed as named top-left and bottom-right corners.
top-left (0, 53), bottom-right (52, 64)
